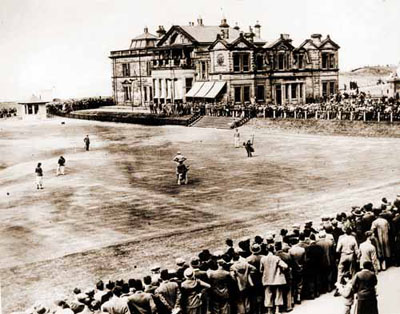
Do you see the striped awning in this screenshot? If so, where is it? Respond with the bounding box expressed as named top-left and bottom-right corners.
top-left (185, 82), bottom-right (204, 97)
top-left (204, 81), bottom-right (226, 99)
top-left (185, 81), bottom-right (227, 99)
top-left (194, 82), bottom-right (215, 98)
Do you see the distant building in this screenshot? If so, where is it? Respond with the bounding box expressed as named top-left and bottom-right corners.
top-left (388, 64), bottom-right (400, 99)
top-left (109, 18), bottom-right (340, 106)
top-left (18, 95), bottom-right (48, 119)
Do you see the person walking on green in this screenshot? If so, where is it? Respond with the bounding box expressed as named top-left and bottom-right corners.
top-left (84, 135), bottom-right (90, 151)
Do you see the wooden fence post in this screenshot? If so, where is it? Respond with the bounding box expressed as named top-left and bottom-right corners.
top-left (283, 111), bottom-right (287, 119)
top-left (350, 112), bottom-right (353, 121)
top-left (339, 111), bottom-right (341, 120)
top-left (327, 111), bottom-right (330, 120)
top-left (305, 111), bottom-right (307, 120)
top-left (390, 112), bottom-right (393, 123)
top-left (363, 112), bottom-right (366, 122)
top-left (273, 110), bottom-right (276, 119)
top-left (294, 111), bottom-right (297, 119)
top-left (377, 112), bottom-right (380, 122)
top-left (315, 111), bottom-right (318, 119)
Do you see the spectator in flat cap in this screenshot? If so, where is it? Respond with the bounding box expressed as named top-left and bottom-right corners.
top-left (393, 194), bottom-right (400, 210)
top-left (90, 300), bottom-right (101, 313)
top-left (143, 275), bottom-right (158, 294)
top-left (175, 258), bottom-right (189, 282)
top-left (94, 280), bottom-right (108, 303)
top-left (127, 280), bottom-right (157, 314)
top-left (33, 304), bottom-right (50, 314)
top-left (84, 288), bottom-right (95, 300)
top-left (180, 268), bottom-right (210, 314)
top-left (304, 221), bottom-right (317, 234)
top-left (151, 265), bottom-right (161, 285)
top-left (155, 269), bottom-right (182, 314)
top-left (99, 286), bottom-right (129, 314)
top-left (238, 238), bottom-right (251, 258)
top-left (73, 288), bottom-right (81, 295)
top-left (288, 237), bottom-right (305, 304)
top-left (128, 279), bottom-right (137, 293)
top-left (225, 238), bottom-right (236, 258)
top-left (316, 229), bottom-right (335, 293)
top-left (303, 234), bottom-right (324, 300)
top-left (190, 257), bottom-right (208, 283)
top-left (121, 283), bottom-right (131, 297)
top-left (198, 250), bottom-right (211, 263)
top-left (274, 242), bottom-right (294, 312)
top-left (230, 256), bottom-right (256, 314)
top-left (359, 231), bottom-right (380, 273)
top-left (54, 300), bottom-right (74, 314)
top-left (337, 227), bottom-right (359, 284)
top-left (352, 262), bottom-right (378, 314)
top-left (105, 281), bottom-right (115, 291)
top-left (260, 245), bottom-right (288, 314)
top-left (371, 213), bottom-right (391, 270)
top-left (246, 243), bottom-right (264, 314)
top-left (206, 259), bottom-right (232, 314)
top-left (69, 300), bottom-right (85, 314)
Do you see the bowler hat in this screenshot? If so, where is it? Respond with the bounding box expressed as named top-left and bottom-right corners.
top-left (190, 257), bottom-right (200, 267)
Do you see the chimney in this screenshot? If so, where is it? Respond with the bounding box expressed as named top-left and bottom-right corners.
top-left (144, 26), bottom-right (149, 33)
top-left (281, 34), bottom-right (290, 40)
top-left (219, 18), bottom-right (230, 39)
top-left (311, 33), bottom-right (322, 45)
top-left (197, 17), bottom-right (203, 26)
top-left (254, 21), bottom-right (261, 39)
top-left (247, 26), bottom-right (255, 42)
top-left (156, 25), bottom-right (166, 38)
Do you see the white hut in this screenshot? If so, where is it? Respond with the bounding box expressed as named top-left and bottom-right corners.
top-left (18, 95), bottom-right (48, 119)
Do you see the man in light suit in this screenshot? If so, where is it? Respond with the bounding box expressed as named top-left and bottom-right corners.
top-left (260, 247), bottom-right (288, 314)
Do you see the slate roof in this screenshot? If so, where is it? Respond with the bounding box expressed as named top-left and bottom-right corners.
top-left (19, 95), bottom-right (48, 104)
top-left (180, 25), bottom-right (241, 43)
top-left (130, 28), bottom-right (158, 49)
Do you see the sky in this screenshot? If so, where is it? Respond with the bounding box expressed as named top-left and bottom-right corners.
top-left (0, 0), bottom-right (399, 101)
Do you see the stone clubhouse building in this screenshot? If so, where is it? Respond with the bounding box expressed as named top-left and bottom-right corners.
top-left (109, 18), bottom-right (340, 106)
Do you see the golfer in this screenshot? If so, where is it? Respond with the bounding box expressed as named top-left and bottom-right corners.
top-left (35, 162), bottom-right (44, 189)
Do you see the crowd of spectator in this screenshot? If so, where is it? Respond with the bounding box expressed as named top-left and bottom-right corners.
top-left (147, 92), bottom-right (400, 122)
top-left (256, 93), bottom-right (400, 121)
top-left (0, 106), bottom-right (17, 118)
top-left (149, 102), bottom-right (192, 116)
top-left (22, 194), bottom-right (400, 314)
top-left (47, 97), bottom-right (114, 115)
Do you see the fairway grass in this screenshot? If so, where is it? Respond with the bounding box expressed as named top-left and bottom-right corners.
top-left (1, 117), bottom-right (400, 312)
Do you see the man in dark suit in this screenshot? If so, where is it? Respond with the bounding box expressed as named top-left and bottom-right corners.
top-left (351, 261), bottom-right (378, 314)
top-left (84, 135), bottom-right (90, 151)
top-left (303, 234), bottom-right (324, 299)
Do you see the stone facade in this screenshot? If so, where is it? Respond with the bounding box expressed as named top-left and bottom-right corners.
top-left (109, 19), bottom-right (340, 106)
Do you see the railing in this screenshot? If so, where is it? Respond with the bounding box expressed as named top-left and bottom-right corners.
top-left (254, 108), bottom-right (398, 122)
top-left (187, 113), bottom-right (202, 126)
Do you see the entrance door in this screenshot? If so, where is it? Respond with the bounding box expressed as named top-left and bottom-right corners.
top-left (276, 85), bottom-right (282, 105)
